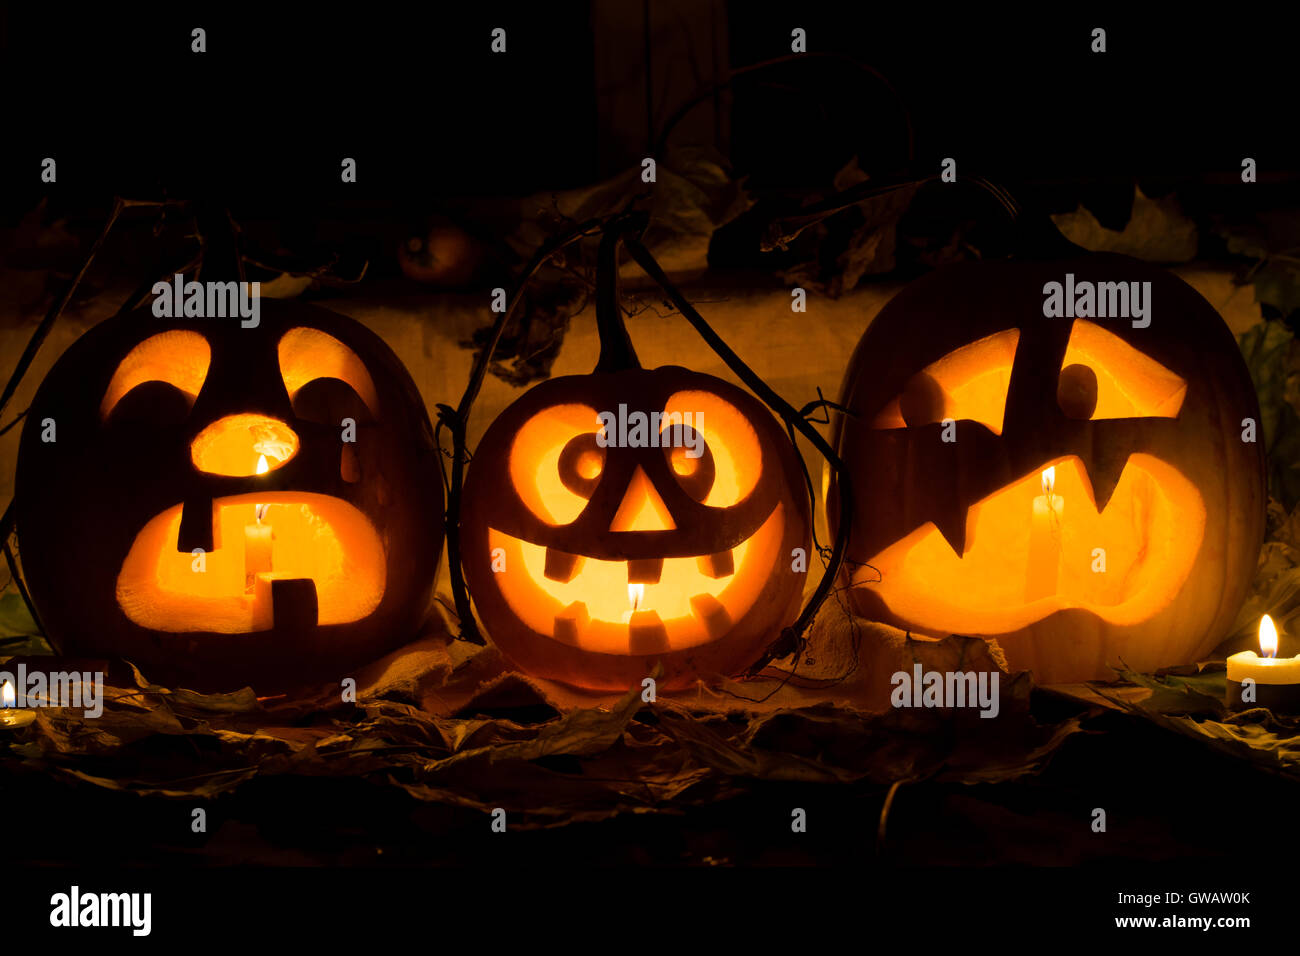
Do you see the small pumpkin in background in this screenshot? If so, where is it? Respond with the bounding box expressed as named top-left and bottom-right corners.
top-left (14, 299), bottom-right (443, 692)
top-left (830, 254), bottom-right (1266, 683)
top-left (398, 216), bottom-right (485, 287)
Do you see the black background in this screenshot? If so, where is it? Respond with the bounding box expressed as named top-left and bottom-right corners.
top-left (3, 3), bottom-right (1296, 202)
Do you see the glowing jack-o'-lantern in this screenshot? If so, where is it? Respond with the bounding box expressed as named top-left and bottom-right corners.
top-left (14, 299), bottom-right (442, 691)
top-left (830, 255), bottom-right (1266, 683)
top-left (461, 362), bottom-right (811, 692)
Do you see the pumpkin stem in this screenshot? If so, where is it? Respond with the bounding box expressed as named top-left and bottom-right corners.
top-left (594, 216), bottom-right (647, 372)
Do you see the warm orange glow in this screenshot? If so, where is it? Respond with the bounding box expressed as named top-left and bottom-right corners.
top-left (871, 323), bottom-right (1188, 434)
top-left (278, 327), bottom-right (379, 416)
top-left (489, 506), bottom-right (785, 653)
top-left (508, 392), bottom-right (766, 530)
top-left (872, 330), bottom-right (1020, 435)
top-left (853, 454), bottom-right (1206, 632)
top-left (510, 403), bottom-right (602, 525)
top-left (254, 454), bottom-right (270, 522)
top-left (1260, 614), bottom-right (1279, 658)
top-left (100, 331), bottom-right (211, 419)
top-left (663, 391), bottom-right (760, 506)
top-left (116, 493), bottom-right (385, 633)
top-left (1, 681), bottom-right (13, 707)
top-left (1042, 466), bottom-right (1056, 499)
top-left (1060, 321), bottom-right (1186, 419)
top-left (609, 468), bottom-right (676, 531)
top-left (493, 392), bottom-right (789, 654)
top-left (190, 415), bottom-right (299, 477)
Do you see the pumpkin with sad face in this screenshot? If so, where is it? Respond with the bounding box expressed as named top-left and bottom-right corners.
top-left (13, 299), bottom-right (442, 692)
top-left (461, 363), bottom-right (811, 692)
top-left (830, 255), bottom-right (1266, 683)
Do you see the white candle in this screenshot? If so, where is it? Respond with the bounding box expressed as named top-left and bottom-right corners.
top-left (1226, 615), bottom-right (1300, 713)
top-left (1025, 466), bottom-right (1064, 603)
top-left (1227, 615), bottom-right (1300, 685)
top-left (244, 455), bottom-right (273, 587)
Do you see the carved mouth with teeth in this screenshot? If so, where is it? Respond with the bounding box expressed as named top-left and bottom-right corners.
top-left (855, 454), bottom-right (1204, 634)
top-left (117, 492), bottom-right (386, 634)
top-left (487, 505), bottom-right (787, 655)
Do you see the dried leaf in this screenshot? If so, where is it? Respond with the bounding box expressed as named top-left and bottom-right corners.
top-left (775, 181), bottom-right (919, 297)
top-left (1238, 319), bottom-right (1300, 508)
top-left (0, 591), bottom-right (43, 641)
top-left (3, 623), bottom-right (1083, 826)
top-left (1051, 186), bottom-right (1198, 262)
top-left (1085, 666), bottom-right (1300, 781)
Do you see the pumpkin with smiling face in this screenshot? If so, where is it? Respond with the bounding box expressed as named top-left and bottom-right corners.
top-left (461, 364), bottom-right (811, 692)
top-left (830, 255), bottom-right (1266, 683)
top-left (13, 299), bottom-right (442, 692)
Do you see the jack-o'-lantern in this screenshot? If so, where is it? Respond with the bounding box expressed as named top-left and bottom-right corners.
top-left (830, 254), bottom-right (1266, 683)
top-left (460, 283), bottom-right (811, 692)
top-left (13, 299), bottom-right (442, 691)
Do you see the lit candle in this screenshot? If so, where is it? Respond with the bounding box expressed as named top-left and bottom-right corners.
top-left (621, 583), bottom-right (645, 623)
top-left (623, 582), bottom-right (669, 653)
top-left (1025, 466), bottom-right (1064, 603)
top-left (0, 679), bottom-right (36, 729)
top-left (244, 454), bottom-right (273, 588)
top-left (1226, 615), bottom-right (1300, 712)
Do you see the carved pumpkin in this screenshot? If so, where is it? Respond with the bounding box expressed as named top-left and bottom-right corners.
top-left (830, 255), bottom-right (1266, 683)
top-left (14, 299), bottom-right (442, 691)
top-left (461, 363), bottom-right (811, 692)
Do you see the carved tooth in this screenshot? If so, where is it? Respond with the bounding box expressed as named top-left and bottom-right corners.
top-left (178, 496), bottom-right (216, 553)
top-left (627, 558), bottom-right (664, 584)
top-left (628, 609), bottom-right (670, 654)
top-left (553, 601), bottom-right (589, 645)
top-left (544, 548), bottom-right (584, 583)
top-left (689, 593), bottom-right (732, 640)
top-left (697, 549), bottom-right (734, 579)
top-left (254, 575), bottom-right (318, 632)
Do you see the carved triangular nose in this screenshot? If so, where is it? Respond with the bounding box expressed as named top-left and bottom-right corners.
top-left (609, 467), bottom-right (676, 532)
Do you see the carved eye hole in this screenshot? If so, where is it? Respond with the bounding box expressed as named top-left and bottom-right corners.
top-left (101, 330), bottom-right (211, 422)
top-left (278, 327), bottom-right (379, 422)
top-left (1058, 321), bottom-right (1186, 420)
top-left (558, 433), bottom-right (605, 498)
top-left (662, 391), bottom-right (760, 507)
top-left (664, 425), bottom-right (715, 502)
top-left (872, 329), bottom-right (1021, 436)
top-left (509, 403), bottom-right (601, 525)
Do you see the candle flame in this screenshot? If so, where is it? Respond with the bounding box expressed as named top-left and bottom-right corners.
top-left (1041, 466), bottom-right (1056, 497)
top-left (1, 680), bottom-right (13, 708)
top-left (255, 454), bottom-right (270, 524)
top-left (1260, 614), bottom-right (1279, 658)
top-left (628, 583), bottom-right (644, 613)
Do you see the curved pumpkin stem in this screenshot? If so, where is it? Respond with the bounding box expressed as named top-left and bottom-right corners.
top-left (593, 215), bottom-right (645, 373)
top-left (442, 215), bottom-right (607, 644)
top-left (623, 236), bottom-right (854, 678)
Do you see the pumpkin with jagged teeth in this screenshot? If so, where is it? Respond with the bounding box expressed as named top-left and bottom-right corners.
top-left (461, 364), bottom-right (811, 692)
